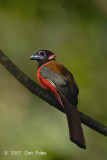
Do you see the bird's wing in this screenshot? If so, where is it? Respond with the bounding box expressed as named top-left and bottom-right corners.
top-left (40, 66), bottom-right (78, 106)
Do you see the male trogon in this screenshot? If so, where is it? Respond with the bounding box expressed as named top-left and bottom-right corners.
top-left (30, 50), bottom-right (86, 149)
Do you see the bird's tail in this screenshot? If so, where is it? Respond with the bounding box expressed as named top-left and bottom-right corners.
top-left (62, 98), bottom-right (86, 149)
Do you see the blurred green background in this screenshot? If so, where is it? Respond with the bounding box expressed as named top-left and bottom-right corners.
top-left (0, 0), bottom-right (107, 160)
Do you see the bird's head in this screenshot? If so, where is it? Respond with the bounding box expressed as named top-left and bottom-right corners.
top-left (30, 50), bottom-right (56, 67)
top-left (30, 50), bottom-right (56, 61)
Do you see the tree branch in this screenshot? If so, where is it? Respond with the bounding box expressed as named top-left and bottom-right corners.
top-left (0, 50), bottom-right (107, 136)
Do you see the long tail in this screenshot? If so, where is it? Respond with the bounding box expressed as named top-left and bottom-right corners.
top-left (62, 98), bottom-right (86, 149)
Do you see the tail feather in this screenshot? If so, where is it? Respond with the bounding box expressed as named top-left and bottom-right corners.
top-left (62, 98), bottom-right (86, 149)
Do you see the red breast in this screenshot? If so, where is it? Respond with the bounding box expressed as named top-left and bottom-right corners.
top-left (37, 61), bottom-right (63, 106)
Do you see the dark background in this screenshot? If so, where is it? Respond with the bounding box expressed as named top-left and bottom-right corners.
top-left (0, 0), bottom-right (107, 159)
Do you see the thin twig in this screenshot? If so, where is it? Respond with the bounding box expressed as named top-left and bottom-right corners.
top-left (0, 50), bottom-right (107, 136)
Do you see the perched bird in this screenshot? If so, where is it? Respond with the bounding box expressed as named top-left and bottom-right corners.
top-left (30, 50), bottom-right (86, 149)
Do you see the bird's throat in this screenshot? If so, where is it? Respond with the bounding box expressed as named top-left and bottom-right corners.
top-left (38, 59), bottom-right (55, 68)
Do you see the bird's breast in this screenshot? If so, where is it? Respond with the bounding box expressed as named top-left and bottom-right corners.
top-left (37, 64), bottom-right (63, 106)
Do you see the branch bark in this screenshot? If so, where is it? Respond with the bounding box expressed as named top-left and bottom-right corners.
top-left (0, 50), bottom-right (107, 136)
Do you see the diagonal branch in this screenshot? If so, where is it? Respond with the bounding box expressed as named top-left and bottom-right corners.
top-left (0, 50), bottom-right (107, 136)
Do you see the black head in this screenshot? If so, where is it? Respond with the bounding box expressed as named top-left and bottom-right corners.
top-left (30, 50), bottom-right (56, 67)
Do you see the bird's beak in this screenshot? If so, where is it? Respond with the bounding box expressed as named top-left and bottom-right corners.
top-left (30, 54), bottom-right (44, 60)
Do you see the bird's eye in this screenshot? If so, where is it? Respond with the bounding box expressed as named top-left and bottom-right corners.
top-left (38, 51), bottom-right (45, 57)
top-left (40, 52), bottom-right (44, 56)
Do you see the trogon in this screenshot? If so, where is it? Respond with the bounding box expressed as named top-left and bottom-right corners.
top-left (30, 50), bottom-right (86, 149)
